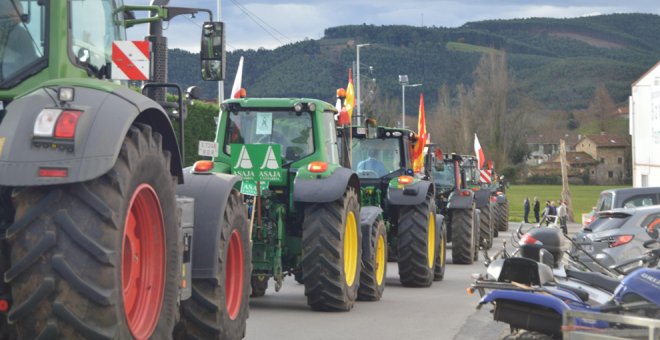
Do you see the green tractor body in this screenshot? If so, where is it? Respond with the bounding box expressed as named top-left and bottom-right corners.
top-left (343, 125), bottom-right (445, 291)
top-left (203, 97), bottom-right (363, 311)
top-left (1, 1), bottom-right (251, 339)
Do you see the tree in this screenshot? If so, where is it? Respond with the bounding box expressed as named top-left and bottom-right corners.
top-left (588, 84), bottom-right (616, 132)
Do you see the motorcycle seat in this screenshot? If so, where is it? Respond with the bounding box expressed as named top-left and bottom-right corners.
top-left (565, 269), bottom-right (619, 293)
top-left (556, 283), bottom-right (590, 302)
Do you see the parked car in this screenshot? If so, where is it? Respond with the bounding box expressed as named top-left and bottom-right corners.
top-left (582, 187), bottom-right (660, 227)
top-left (573, 206), bottom-right (660, 273)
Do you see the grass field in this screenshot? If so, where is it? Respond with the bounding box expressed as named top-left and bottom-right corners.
top-left (506, 185), bottom-right (629, 223)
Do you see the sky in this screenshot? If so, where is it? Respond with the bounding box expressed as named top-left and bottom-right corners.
top-left (127, 0), bottom-right (660, 52)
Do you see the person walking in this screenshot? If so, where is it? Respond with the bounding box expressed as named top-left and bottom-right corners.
top-left (523, 197), bottom-right (530, 223)
top-left (533, 197), bottom-right (540, 223)
top-left (542, 201), bottom-right (551, 226)
top-left (557, 200), bottom-right (568, 234)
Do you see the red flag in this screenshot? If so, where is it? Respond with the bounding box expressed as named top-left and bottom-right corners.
top-left (231, 56), bottom-right (244, 98)
top-left (488, 160), bottom-right (493, 170)
top-left (345, 69), bottom-right (355, 121)
top-left (474, 133), bottom-right (485, 170)
top-left (412, 94), bottom-right (427, 173)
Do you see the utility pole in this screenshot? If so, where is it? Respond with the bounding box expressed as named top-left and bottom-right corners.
top-left (560, 139), bottom-right (574, 222)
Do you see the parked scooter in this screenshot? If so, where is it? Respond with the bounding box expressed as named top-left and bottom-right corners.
top-left (470, 227), bottom-right (660, 337)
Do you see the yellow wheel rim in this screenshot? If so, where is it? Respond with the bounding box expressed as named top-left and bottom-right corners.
top-left (440, 231), bottom-right (446, 267)
top-left (427, 214), bottom-right (436, 268)
top-left (375, 234), bottom-right (386, 286)
top-left (344, 211), bottom-right (358, 286)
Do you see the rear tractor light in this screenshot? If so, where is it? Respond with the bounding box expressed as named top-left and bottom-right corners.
top-left (459, 190), bottom-right (471, 197)
top-left (33, 109), bottom-right (82, 139)
top-left (0, 299), bottom-right (8, 312)
top-left (38, 167), bottom-right (68, 178)
top-left (610, 235), bottom-right (634, 248)
top-left (192, 160), bottom-right (214, 173)
top-left (308, 161), bottom-right (328, 173)
top-left (397, 175), bottom-right (414, 185)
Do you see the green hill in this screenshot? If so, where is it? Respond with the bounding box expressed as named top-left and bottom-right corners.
top-left (169, 13), bottom-right (660, 114)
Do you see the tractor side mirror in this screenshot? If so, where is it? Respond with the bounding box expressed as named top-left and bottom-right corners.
top-left (200, 21), bottom-right (225, 81)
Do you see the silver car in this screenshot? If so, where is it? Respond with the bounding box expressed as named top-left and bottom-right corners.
top-left (573, 206), bottom-right (660, 272)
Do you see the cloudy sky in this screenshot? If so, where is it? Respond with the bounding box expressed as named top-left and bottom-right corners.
top-left (128, 0), bottom-right (660, 51)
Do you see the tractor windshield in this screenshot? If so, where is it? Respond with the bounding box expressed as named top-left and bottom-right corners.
top-left (0, 0), bottom-right (46, 87)
top-left (351, 138), bottom-right (402, 178)
top-left (433, 162), bottom-right (455, 189)
top-left (224, 110), bottom-right (314, 165)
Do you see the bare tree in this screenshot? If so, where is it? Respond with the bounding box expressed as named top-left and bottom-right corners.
top-left (588, 84), bottom-right (616, 132)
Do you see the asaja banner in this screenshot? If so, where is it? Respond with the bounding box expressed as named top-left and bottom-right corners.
top-left (230, 143), bottom-right (283, 185)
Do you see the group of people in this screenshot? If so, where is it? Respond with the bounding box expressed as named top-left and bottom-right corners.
top-left (523, 197), bottom-right (569, 234)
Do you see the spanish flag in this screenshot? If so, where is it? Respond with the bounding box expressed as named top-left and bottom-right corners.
top-left (412, 93), bottom-right (427, 173)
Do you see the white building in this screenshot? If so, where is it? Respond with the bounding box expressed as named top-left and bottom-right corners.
top-left (630, 61), bottom-right (660, 187)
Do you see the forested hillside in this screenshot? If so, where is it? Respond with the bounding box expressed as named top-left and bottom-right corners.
top-left (169, 13), bottom-right (660, 111)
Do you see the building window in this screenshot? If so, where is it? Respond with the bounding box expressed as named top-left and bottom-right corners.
top-left (608, 171), bottom-right (613, 178)
top-left (618, 157), bottom-right (622, 164)
top-left (600, 157), bottom-right (605, 164)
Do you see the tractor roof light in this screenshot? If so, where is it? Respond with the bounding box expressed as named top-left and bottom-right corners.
top-left (58, 87), bottom-right (75, 102)
top-left (294, 103), bottom-right (303, 112)
top-left (397, 175), bottom-right (414, 185)
top-left (192, 160), bottom-right (214, 173)
top-left (307, 102), bottom-right (316, 112)
top-left (308, 161), bottom-right (328, 173)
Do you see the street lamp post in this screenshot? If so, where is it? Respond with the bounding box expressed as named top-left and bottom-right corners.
top-left (398, 74), bottom-right (421, 128)
top-left (356, 43), bottom-right (370, 126)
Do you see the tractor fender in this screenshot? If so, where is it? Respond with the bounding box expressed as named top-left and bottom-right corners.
top-left (436, 214), bottom-right (445, 231)
top-left (0, 84), bottom-right (182, 186)
top-left (496, 194), bottom-right (507, 204)
top-left (360, 206), bottom-right (383, 227)
top-left (387, 180), bottom-right (433, 206)
top-left (473, 189), bottom-right (491, 209)
top-left (294, 167), bottom-right (360, 203)
top-left (176, 169), bottom-right (242, 281)
top-left (446, 191), bottom-right (474, 210)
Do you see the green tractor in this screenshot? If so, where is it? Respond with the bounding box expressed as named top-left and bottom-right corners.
top-left (0, 1), bottom-right (250, 339)
top-left (194, 97), bottom-right (364, 311)
top-left (434, 153), bottom-right (503, 263)
top-left (343, 122), bottom-right (445, 293)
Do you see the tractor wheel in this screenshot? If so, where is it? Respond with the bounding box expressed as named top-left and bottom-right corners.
top-left (302, 187), bottom-right (360, 311)
top-left (175, 189), bottom-right (250, 339)
top-left (480, 203), bottom-right (494, 250)
top-left (451, 208), bottom-right (476, 264)
top-left (293, 267), bottom-right (304, 284)
top-left (497, 201), bottom-right (510, 231)
top-left (5, 124), bottom-right (179, 339)
top-left (397, 197), bottom-right (437, 287)
top-left (433, 219), bottom-right (447, 281)
top-left (250, 274), bottom-right (268, 297)
top-left (358, 217), bottom-right (387, 301)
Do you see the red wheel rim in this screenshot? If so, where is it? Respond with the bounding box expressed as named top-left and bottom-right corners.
top-left (121, 184), bottom-right (166, 340)
top-left (225, 229), bottom-right (244, 320)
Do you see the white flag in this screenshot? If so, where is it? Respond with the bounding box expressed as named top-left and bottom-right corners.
top-left (231, 56), bottom-right (244, 98)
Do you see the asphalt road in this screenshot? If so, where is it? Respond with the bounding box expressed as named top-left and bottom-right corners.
top-left (244, 222), bottom-right (583, 340)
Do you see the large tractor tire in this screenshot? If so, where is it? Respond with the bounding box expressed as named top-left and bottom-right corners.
top-left (302, 187), bottom-right (361, 311)
top-left (480, 203), bottom-right (494, 250)
top-left (175, 189), bottom-right (250, 340)
top-left (358, 216), bottom-right (387, 301)
top-left (5, 125), bottom-right (179, 339)
top-left (397, 198), bottom-right (437, 287)
top-left (433, 219), bottom-right (447, 281)
top-left (451, 208), bottom-right (477, 264)
top-left (497, 201), bottom-right (510, 232)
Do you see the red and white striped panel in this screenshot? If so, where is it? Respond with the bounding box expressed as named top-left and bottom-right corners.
top-left (480, 169), bottom-right (492, 184)
top-left (111, 41), bottom-right (150, 80)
